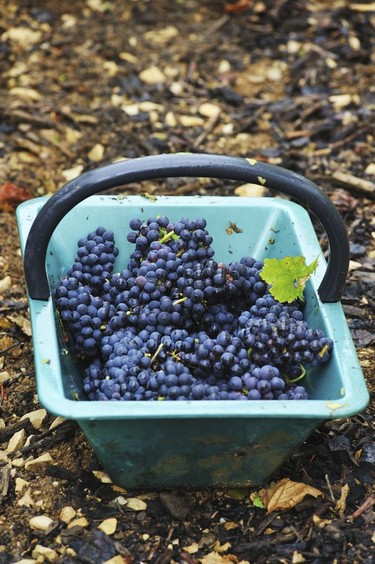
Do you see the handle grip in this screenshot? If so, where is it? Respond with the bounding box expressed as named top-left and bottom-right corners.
top-left (23, 153), bottom-right (349, 302)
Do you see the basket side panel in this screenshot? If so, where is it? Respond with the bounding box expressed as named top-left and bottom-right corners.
top-left (79, 416), bottom-right (319, 489)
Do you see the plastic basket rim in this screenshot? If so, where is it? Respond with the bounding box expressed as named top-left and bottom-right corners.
top-left (17, 195), bottom-right (370, 421)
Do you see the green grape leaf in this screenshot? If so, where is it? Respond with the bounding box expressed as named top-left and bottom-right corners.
top-left (260, 256), bottom-right (318, 303)
top-left (252, 495), bottom-right (265, 509)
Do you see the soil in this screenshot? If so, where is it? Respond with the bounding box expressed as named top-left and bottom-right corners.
top-left (0, 1), bottom-right (374, 563)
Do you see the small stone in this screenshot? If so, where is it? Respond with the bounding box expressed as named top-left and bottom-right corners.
top-left (125, 497), bottom-right (147, 511)
top-left (25, 452), bottom-right (53, 469)
top-left (11, 457), bottom-right (25, 468)
top-left (179, 115), bottom-right (204, 127)
top-left (364, 162), bottom-right (375, 175)
top-left (218, 59), bottom-right (231, 73)
top-left (139, 65), bottom-right (166, 85)
top-left (32, 544), bottom-right (58, 562)
top-left (9, 87), bottom-right (42, 101)
top-left (67, 517), bottom-right (89, 529)
top-left (20, 408), bottom-right (47, 430)
top-left (0, 276), bottom-right (11, 294)
top-left (49, 416), bottom-right (66, 430)
top-left (234, 183), bottom-right (266, 198)
top-left (0, 451), bottom-right (9, 463)
top-left (169, 81), bottom-right (183, 95)
top-left (199, 102), bottom-right (221, 118)
top-left (0, 371), bottom-right (11, 385)
top-left (59, 506), bottom-right (76, 523)
top-left (88, 143), bottom-right (105, 162)
top-left (92, 470), bottom-right (112, 483)
top-left (6, 429), bottom-right (26, 454)
top-left (165, 111), bottom-right (177, 127)
top-left (62, 165), bottom-right (84, 182)
top-left (15, 477), bottom-right (29, 493)
top-left (17, 488), bottom-right (34, 508)
top-left (98, 517), bottom-right (117, 535)
top-left (159, 492), bottom-right (191, 520)
top-left (103, 557), bottom-right (125, 564)
top-left (29, 515), bottom-right (55, 532)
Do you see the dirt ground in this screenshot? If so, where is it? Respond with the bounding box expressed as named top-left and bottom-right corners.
top-left (0, 1), bottom-right (374, 563)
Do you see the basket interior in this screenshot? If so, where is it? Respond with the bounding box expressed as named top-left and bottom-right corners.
top-left (39, 195), bottom-right (348, 403)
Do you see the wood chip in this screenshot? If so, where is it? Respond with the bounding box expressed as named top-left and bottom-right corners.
top-left (331, 170), bottom-right (375, 196)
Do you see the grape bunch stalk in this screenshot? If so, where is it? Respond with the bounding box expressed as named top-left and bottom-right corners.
top-left (55, 216), bottom-right (334, 401)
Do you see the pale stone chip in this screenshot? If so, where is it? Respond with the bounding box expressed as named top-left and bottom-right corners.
top-left (6, 429), bottom-right (26, 454)
top-left (198, 102), bottom-right (221, 118)
top-left (20, 408), bottom-right (47, 430)
top-left (139, 66), bottom-right (166, 85)
top-left (67, 517), bottom-right (89, 528)
top-left (29, 515), bottom-right (55, 531)
top-left (88, 143), bottom-right (105, 162)
top-left (32, 544), bottom-right (58, 562)
top-left (9, 87), bottom-right (42, 101)
top-left (59, 506), bottom-right (77, 523)
top-left (25, 452), bottom-right (53, 469)
top-left (125, 497), bottom-right (147, 511)
top-left (0, 276), bottom-right (12, 293)
top-left (98, 517), bottom-right (117, 535)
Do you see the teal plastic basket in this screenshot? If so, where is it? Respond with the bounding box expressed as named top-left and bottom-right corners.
top-left (17, 154), bottom-right (369, 489)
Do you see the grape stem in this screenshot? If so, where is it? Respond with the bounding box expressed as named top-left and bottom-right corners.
top-left (285, 365), bottom-right (307, 384)
top-left (159, 230), bottom-right (176, 244)
top-left (151, 342), bottom-right (164, 364)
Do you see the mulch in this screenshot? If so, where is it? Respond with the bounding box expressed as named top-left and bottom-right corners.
top-left (0, 1), bottom-right (374, 563)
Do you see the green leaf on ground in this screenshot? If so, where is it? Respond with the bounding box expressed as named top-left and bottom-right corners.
top-left (260, 256), bottom-right (318, 303)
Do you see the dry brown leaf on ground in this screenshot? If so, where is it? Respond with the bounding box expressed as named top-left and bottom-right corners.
top-left (257, 478), bottom-right (324, 513)
top-left (199, 552), bottom-right (245, 563)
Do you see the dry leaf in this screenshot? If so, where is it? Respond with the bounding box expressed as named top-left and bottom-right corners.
top-left (335, 484), bottom-right (350, 515)
top-left (257, 478), bottom-right (323, 513)
top-left (0, 336), bottom-right (15, 351)
top-left (183, 542), bottom-right (200, 554)
top-left (0, 183), bottom-right (31, 207)
top-left (199, 552), bottom-right (239, 563)
top-left (8, 314), bottom-right (31, 337)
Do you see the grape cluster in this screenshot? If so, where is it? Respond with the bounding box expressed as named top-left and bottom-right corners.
top-left (55, 216), bottom-right (334, 401)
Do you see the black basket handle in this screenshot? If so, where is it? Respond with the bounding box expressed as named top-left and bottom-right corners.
top-left (23, 153), bottom-right (349, 302)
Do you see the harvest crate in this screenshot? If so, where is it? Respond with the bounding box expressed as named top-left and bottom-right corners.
top-left (17, 154), bottom-right (369, 489)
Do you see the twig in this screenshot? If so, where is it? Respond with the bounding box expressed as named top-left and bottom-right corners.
top-left (325, 474), bottom-right (336, 503)
top-left (349, 495), bottom-right (374, 520)
top-left (330, 171), bottom-right (375, 196)
top-left (0, 418), bottom-right (34, 444)
top-left (192, 112), bottom-right (221, 148)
